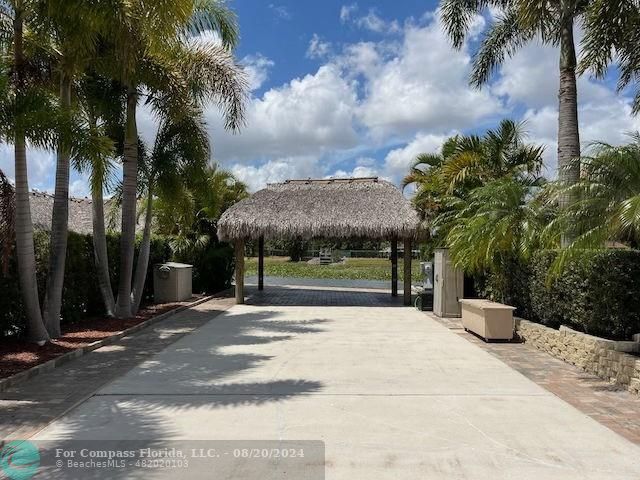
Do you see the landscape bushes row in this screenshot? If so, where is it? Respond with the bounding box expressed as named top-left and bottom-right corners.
top-left (481, 249), bottom-right (640, 341)
top-left (0, 231), bottom-right (234, 338)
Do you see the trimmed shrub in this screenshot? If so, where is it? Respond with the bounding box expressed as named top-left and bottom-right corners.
top-left (0, 253), bottom-right (24, 337)
top-left (138, 235), bottom-right (173, 306)
top-left (529, 249), bottom-right (640, 340)
top-left (479, 249), bottom-right (640, 340)
top-left (480, 256), bottom-right (534, 320)
top-left (175, 241), bottom-right (235, 294)
top-left (0, 231), bottom-right (234, 339)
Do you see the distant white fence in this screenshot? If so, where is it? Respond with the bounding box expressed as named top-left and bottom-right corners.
top-left (258, 249), bottom-right (419, 259)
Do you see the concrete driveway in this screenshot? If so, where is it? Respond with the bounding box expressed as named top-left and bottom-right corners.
top-left (35, 286), bottom-right (640, 479)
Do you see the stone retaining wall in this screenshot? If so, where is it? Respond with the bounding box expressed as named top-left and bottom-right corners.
top-left (515, 319), bottom-right (640, 395)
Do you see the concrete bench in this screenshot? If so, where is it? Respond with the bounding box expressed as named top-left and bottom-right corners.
top-left (459, 299), bottom-right (516, 341)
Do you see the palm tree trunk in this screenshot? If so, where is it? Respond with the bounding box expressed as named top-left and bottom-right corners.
top-left (557, 7), bottom-right (581, 246)
top-left (115, 88), bottom-right (138, 318)
top-left (13, 13), bottom-right (49, 344)
top-left (131, 188), bottom-right (153, 315)
top-left (43, 73), bottom-right (72, 337)
top-left (91, 181), bottom-right (116, 317)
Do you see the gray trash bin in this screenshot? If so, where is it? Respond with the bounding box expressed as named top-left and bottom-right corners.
top-left (154, 262), bottom-right (193, 303)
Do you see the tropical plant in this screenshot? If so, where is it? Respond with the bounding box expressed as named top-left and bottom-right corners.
top-left (73, 74), bottom-right (123, 317)
top-left (0, 0), bottom-right (59, 343)
top-left (439, 0), bottom-right (587, 224)
top-left (402, 139), bottom-right (456, 224)
top-left (404, 120), bottom-right (544, 225)
top-left (439, 120), bottom-right (544, 191)
top-left (580, 0), bottom-right (640, 113)
top-left (155, 163), bottom-right (248, 256)
top-left (105, 0), bottom-right (246, 318)
top-left (439, 177), bottom-right (549, 276)
top-left (37, 0), bottom-right (114, 337)
top-left (546, 134), bottom-right (640, 274)
top-left (130, 104), bottom-right (210, 314)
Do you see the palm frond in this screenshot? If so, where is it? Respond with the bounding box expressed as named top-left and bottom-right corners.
top-left (471, 7), bottom-right (535, 87)
top-left (190, 0), bottom-right (239, 49)
top-left (439, 0), bottom-right (490, 48)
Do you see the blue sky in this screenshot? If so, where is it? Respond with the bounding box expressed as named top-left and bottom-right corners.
top-left (1, 0), bottom-right (639, 194)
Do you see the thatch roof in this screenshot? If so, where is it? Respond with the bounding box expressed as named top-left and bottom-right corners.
top-left (217, 177), bottom-right (422, 241)
top-left (30, 192), bottom-right (94, 234)
top-left (29, 191), bottom-right (140, 235)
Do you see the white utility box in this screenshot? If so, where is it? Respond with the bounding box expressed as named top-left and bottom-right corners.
top-left (433, 248), bottom-right (464, 317)
top-left (154, 262), bottom-right (193, 303)
top-left (460, 299), bottom-right (515, 341)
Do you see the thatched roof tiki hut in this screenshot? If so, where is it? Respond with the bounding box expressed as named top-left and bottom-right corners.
top-left (217, 178), bottom-right (423, 305)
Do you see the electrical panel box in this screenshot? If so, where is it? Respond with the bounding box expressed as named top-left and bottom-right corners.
top-left (154, 262), bottom-right (193, 303)
top-left (433, 249), bottom-right (464, 317)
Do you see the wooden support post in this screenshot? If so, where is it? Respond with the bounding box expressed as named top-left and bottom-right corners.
top-left (235, 239), bottom-right (245, 304)
top-left (391, 238), bottom-right (398, 297)
top-left (404, 238), bottom-right (412, 306)
top-left (258, 236), bottom-right (264, 291)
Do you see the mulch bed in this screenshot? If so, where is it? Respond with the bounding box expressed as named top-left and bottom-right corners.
top-left (0, 297), bottom-right (204, 380)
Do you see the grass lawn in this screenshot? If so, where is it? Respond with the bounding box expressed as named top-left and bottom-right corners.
top-left (245, 256), bottom-right (422, 282)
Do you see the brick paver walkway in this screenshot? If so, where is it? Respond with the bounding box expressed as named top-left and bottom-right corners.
top-left (246, 284), bottom-right (404, 306)
top-left (430, 314), bottom-right (640, 445)
top-left (0, 295), bottom-right (235, 441)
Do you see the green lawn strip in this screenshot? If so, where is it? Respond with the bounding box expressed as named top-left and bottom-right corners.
top-left (245, 257), bottom-right (422, 282)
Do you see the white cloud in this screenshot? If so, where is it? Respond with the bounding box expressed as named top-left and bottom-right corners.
top-left (357, 13), bottom-right (503, 138)
top-left (355, 11), bottom-right (400, 34)
top-left (242, 54), bottom-right (275, 91)
top-left (524, 95), bottom-right (640, 177)
top-left (210, 64), bottom-right (360, 163)
top-left (331, 165), bottom-right (381, 179)
top-left (70, 177), bottom-right (90, 198)
top-left (340, 4), bottom-right (358, 22)
top-left (0, 145), bottom-right (56, 191)
top-left (383, 132), bottom-right (450, 183)
top-left (269, 4), bottom-right (291, 20)
top-left (306, 34), bottom-right (332, 60)
top-left (230, 155), bottom-right (321, 192)
top-left (338, 42), bottom-right (382, 77)
top-left (12, 6), bottom-right (640, 197)
top-left (492, 40), bottom-right (611, 110)
top-left (340, 4), bottom-right (401, 34)
top-left (329, 157), bottom-right (384, 180)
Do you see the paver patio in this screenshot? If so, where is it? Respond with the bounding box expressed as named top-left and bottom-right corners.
top-left (29, 285), bottom-right (640, 479)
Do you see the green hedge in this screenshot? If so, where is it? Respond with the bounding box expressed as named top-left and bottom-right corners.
top-left (0, 231), bottom-right (234, 338)
top-left (176, 242), bottom-right (234, 294)
top-left (484, 249), bottom-right (640, 340)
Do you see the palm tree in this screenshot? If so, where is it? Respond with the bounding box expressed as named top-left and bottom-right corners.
top-left (402, 148), bottom-right (451, 224)
top-left (547, 134), bottom-right (640, 274)
top-left (38, 0), bottom-right (113, 337)
top-left (0, 0), bottom-right (56, 343)
top-left (130, 104), bottom-right (210, 314)
top-left (441, 177), bottom-right (548, 276)
top-left (404, 120), bottom-right (544, 221)
top-left (154, 164), bottom-right (248, 255)
top-left (439, 120), bottom-right (544, 192)
top-left (73, 75), bottom-right (123, 317)
top-left (106, 0), bottom-right (245, 318)
top-left (580, 1), bottom-right (640, 113)
top-left (440, 0), bottom-right (587, 231)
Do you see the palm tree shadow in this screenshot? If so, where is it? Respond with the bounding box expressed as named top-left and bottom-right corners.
top-left (34, 308), bottom-right (329, 478)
